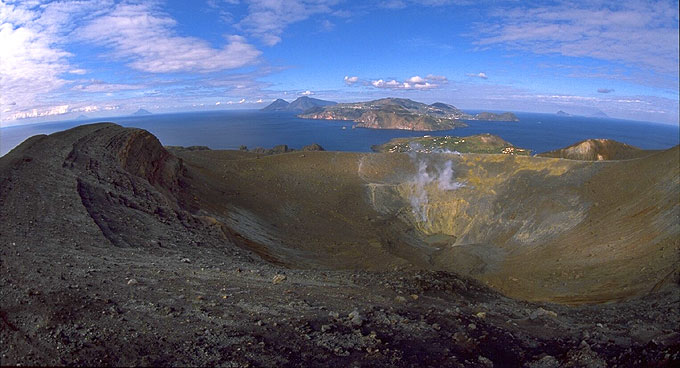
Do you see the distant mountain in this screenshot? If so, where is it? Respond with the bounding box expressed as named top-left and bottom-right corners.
top-left (261, 99), bottom-right (290, 111)
top-left (288, 96), bottom-right (336, 112)
top-left (556, 110), bottom-right (572, 116)
top-left (133, 109), bottom-right (152, 116)
top-left (261, 96), bottom-right (336, 112)
top-left (590, 110), bottom-right (609, 118)
top-left (537, 139), bottom-right (656, 161)
top-left (299, 97), bottom-right (518, 131)
top-left (75, 115), bottom-right (89, 120)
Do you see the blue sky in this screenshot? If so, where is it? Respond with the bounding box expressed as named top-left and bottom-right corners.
top-left (1, 0), bottom-right (678, 125)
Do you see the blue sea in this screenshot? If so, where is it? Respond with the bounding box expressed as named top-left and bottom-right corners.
top-left (1, 110), bottom-right (678, 157)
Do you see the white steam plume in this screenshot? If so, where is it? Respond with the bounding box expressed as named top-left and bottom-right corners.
top-left (409, 157), bottom-right (464, 222)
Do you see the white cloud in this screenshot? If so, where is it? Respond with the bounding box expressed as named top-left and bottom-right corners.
top-left (216, 101), bottom-right (222, 105)
top-left (77, 3), bottom-right (261, 73)
top-left (256, 98), bottom-right (264, 103)
top-left (477, 1), bottom-right (679, 76)
top-left (0, 2), bottom-right (72, 112)
top-left (72, 82), bottom-right (144, 93)
top-left (466, 72), bottom-right (488, 79)
top-left (0, 0), bottom-right (118, 117)
top-left (300, 90), bottom-right (313, 96)
top-left (9, 104), bottom-right (69, 120)
top-left (369, 75), bottom-right (447, 90)
top-left (6, 102), bottom-right (118, 121)
top-left (71, 105), bottom-right (99, 113)
top-left (344, 75), bottom-right (359, 85)
top-left (385, 80), bottom-right (401, 87)
top-left (406, 75), bottom-right (426, 83)
top-left (238, 98), bottom-right (246, 104)
top-left (238, 0), bottom-right (340, 46)
top-left (414, 82), bottom-right (436, 89)
top-left (1, 1), bottom-right (264, 123)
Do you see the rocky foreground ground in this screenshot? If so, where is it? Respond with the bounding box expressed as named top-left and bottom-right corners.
top-left (1, 123), bottom-right (678, 366)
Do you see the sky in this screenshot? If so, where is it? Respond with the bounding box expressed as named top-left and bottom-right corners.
top-left (1, 0), bottom-right (678, 126)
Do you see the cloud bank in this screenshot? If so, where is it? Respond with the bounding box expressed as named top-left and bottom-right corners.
top-left (78, 3), bottom-right (260, 73)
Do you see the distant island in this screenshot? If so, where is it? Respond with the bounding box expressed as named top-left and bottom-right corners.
top-left (556, 110), bottom-right (609, 118)
top-left (371, 133), bottom-right (531, 155)
top-left (75, 114), bottom-right (89, 120)
top-left (261, 96), bottom-right (336, 113)
top-left (590, 110), bottom-right (609, 118)
top-left (133, 108), bottom-right (152, 116)
top-left (298, 98), bottom-right (519, 131)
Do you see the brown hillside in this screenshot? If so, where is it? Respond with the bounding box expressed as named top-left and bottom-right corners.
top-left (538, 138), bottom-right (658, 160)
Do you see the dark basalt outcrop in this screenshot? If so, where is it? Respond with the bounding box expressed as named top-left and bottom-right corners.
top-left (57, 124), bottom-right (200, 248)
top-left (301, 143), bottom-right (325, 151)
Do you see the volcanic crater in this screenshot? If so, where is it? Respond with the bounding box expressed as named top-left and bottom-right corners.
top-left (1, 123), bottom-right (678, 366)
